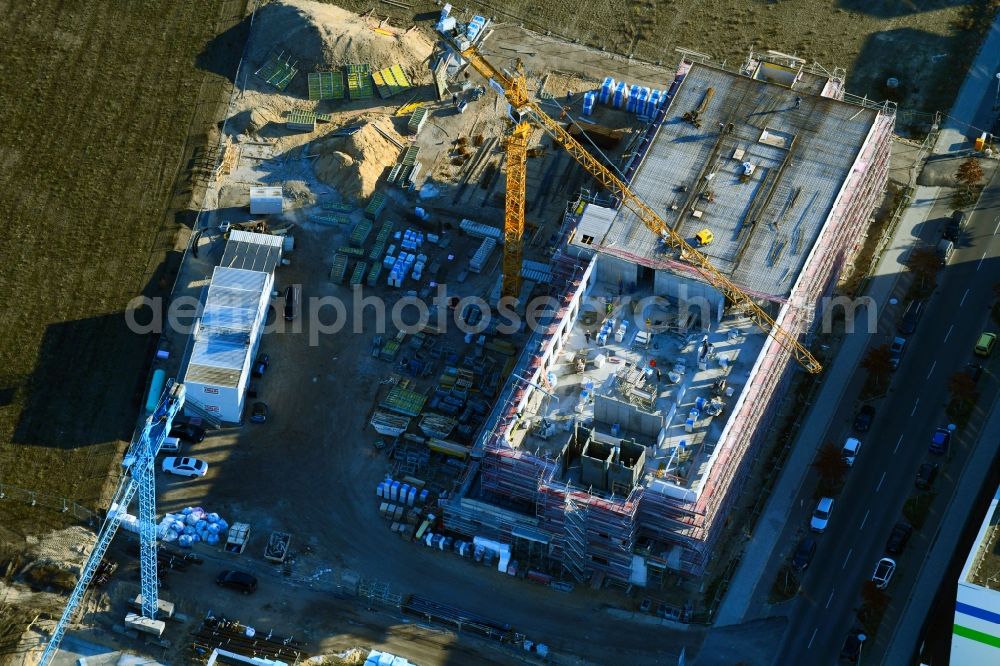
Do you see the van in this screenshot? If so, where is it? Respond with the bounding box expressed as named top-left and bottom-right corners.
top-left (160, 436), bottom-right (181, 454)
top-left (936, 238), bottom-right (955, 265)
top-left (283, 285), bottom-right (300, 321)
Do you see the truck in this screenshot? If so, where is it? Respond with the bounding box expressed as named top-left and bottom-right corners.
top-left (264, 531), bottom-right (291, 563)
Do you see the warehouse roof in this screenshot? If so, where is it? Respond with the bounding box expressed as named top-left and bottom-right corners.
top-left (579, 61), bottom-right (879, 300)
top-left (184, 267), bottom-right (268, 388)
top-left (221, 229), bottom-right (283, 273)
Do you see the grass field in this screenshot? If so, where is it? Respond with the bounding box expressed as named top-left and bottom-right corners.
top-left (344, 0), bottom-right (998, 117)
top-left (0, 0), bottom-right (247, 536)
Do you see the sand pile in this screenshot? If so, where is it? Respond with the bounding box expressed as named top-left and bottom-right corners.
top-left (248, 0), bottom-right (434, 85)
top-left (314, 116), bottom-right (404, 202)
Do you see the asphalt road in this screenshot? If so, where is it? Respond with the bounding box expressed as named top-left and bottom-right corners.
top-left (774, 172), bottom-right (1000, 665)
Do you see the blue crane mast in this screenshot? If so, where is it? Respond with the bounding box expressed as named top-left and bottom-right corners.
top-left (40, 381), bottom-right (185, 665)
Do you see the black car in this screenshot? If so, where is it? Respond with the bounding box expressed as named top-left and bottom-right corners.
top-left (886, 521), bottom-right (913, 556)
top-left (840, 630), bottom-right (867, 663)
top-left (251, 353), bottom-right (270, 379)
top-left (943, 210), bottom-right (968, 242)
top-left (216, 570), bottom-right (258, 594)
top-left (791, 538), bottom-right (817, 571)
top-left (169, 422), bottom-right (206, 443)
top-left (966, 363), bottom-right (984, 384)
top-left (916, 462), bottom-right (939, 489)
top-left (898, 300), bottom-right (924, 335)
top-left (249, 401), bottom-right (268, 424)
top-left (853, 404), bottom-right (875, 432)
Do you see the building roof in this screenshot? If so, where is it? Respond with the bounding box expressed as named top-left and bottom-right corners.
top-left (581, 61), bottom-right (878, 300)
top-left (960, 485), bottom-right (1000, 591)
top-left (221, 230), bottom-right (283, 273)
top-left (184, 267), bottom-right (269, 388)
top-left (249, 186), bottom-right (283, 199)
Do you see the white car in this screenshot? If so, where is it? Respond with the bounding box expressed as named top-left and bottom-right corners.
top-left (872, 557), bottom-right (896, 590)
top-left (162, 457), bottom-right (208, 478)
top-left (842, 437), bottom-right (861, 467)
top-left (810, 497), bottom-right (834, 533)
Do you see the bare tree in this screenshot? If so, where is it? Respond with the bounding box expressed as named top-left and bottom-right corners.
top-left (812, 441), bottom-right (848, 485)
top-left (907, 247), bottom-right (941, 291)
top-left (861, 344), bottom-right (893, 388)
top-left (949, 370), bottom-right (979, 406)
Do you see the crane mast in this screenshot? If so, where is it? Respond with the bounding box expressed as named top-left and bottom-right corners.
top-left (457, 44), bottom-right (822, 374)
top-left (41, 381), bottom-right (186, 664)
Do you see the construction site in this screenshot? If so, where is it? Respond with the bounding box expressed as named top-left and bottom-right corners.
top-left (4, 0), bottom-right (905, 664)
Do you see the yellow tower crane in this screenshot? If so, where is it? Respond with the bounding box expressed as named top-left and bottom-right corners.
top-left (458, 44), bottom-right (822, 374)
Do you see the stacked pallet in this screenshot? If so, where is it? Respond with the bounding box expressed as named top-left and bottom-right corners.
top-left (366, 262), bottom-right (383, 286)
top-left (322, 201), bottom-right (355, 213)
top-left (369, 221), bottom-right (395, 260)
top-left (365, 192), bottom-right (387, 219)
top-left (407, 106), bottom-right (428, 135)
top-left (381, 386), bottom-right (427, 417)
top-left (310, 213), bottom-right (350, 226)
top-left (345, 64), bottom-right (374, 100)
top-left (286, 109), bottom-right (316, 132)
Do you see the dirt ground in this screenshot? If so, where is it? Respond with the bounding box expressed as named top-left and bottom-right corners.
top-left (336, 0), bottom-right (996, 117)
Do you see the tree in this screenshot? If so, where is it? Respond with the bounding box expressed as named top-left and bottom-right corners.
top-left (949, 370), bottom-right (979, 405)
top-left (861, 344), bottom-right (893, 388)
top-left (906, 247), bottom-right (941, 292)
top-left (812, 441), bottom-right (848, 487)
top-left (956, 156), bottom-right (984, 189)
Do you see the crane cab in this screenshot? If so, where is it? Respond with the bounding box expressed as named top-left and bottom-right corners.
top-left (695, 229), bottom-right (714, 246)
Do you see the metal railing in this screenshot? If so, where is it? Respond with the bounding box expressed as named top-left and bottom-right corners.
top-left (0, 483), bottom-right (99, 525)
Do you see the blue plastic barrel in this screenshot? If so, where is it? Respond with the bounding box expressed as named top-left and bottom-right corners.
top-left (582, 91), bottom-right (596, 116)
top-left (599, 77), bottom-right (615, 104)
top-left (613, 81), bottom-right (627, 109)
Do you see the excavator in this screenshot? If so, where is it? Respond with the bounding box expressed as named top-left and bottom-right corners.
top-left (445, 33), bottom-right (822, 375)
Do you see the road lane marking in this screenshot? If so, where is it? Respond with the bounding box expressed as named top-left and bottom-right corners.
top-left (994, 215), bottom-right (1000, 235)
top-left (876, 471), bottom-right (886, 492)
top-left (843, 548), bottom-right (853, 570)
top-left (826, 590), bottom-right (835, 609)
top-left (926, 361), bottom-right (936, 379)
top-left (978, 252), bottom-right (987, 271)
top-left (944, 324), bottom-right (954, 342)
top-left (860, 510), bottom-right (870, 530)
top-left (960, 288), bottom-right (970, 306)
top-left (911, 399), bottom-right (920, 416)
top-left (807, 627), bottom-right (818, 649)
top-left (894, 434), bottom-right (903, 454)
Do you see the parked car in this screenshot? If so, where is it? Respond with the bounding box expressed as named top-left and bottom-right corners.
top-left (841, 437), bottom-right (862, 467)
top-left (871, 557), bottom-right (896, 589)
top-left (791, 538), bottom-right (817, 571)
top-left (283, 285), bottom-right (300, 321)
top-left (936, 238), bottom-right (955, 265)
top-left (168, 422), bottom-right (205, 443)
top-left (898, 300), bottom-right (924, 335)
top-left (249, 401), bottom-right (269, 424)
top-left (252, 353), bottom-right (270, 378)
top-left (853, 404), bottom-right (875, 432)
top-left (811, 497), bottom-right (834, 533)
top-left (161, 456), bottom-right (208, 478)
top-left (889, 337), bottom-right (906, 369)
top-left (886, 521), bottom-right (913, 556)
top-left (216, 570), bottom-right (258, 594)
top-left (929, 427), bottom-right (951, 455)
top-left (943, 210), bottom-right (967, 242)
top-left (975, 332), bottom-right (997, 357)
top-left (159, 436), bottom-right (181, 454)
top-left (915, 462), bottom-right (939, 489)
top-left (840, 630), bottom-right (867, 663)
top-left (966, 363), bottom-right (984, 384)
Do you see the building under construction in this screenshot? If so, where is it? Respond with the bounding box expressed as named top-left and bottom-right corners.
top-left (442, 54), bottom-right (895, 584)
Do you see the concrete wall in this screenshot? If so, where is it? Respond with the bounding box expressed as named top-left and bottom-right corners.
top-left (581, 439), bottom-right (613, 490)
top-left (595, 255), bottom-right (638, 290)
top-left (653, 271), bottom-right (724, 324)
top-left (594, 394), bottom-right (664, 438)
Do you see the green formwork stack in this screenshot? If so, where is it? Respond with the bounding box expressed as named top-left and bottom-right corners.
top-left (350, 219), bottom-right (373, 247)
top-left (330, 253), bottom-right (349, 283)
top-left (366, 262), bottom-right (383, 286)
top-left (380, 386), bottom-right (427, 417)
top-left (364, 192), bottom-right (387, 220)
top-left (307, 71), bottom-right (345, 101)
top-left (338, 246), bottom-right (365, 257)
top-left (345, 64), bottom-right (374, 100)
top-left (369, 221), bottom-right (395, 260)
top-left (350, 261), bottom-right (368, 287)
top-left (322, 201), bottom-right (355, 213)
top-left (309, 213), bottom-right (350, 226)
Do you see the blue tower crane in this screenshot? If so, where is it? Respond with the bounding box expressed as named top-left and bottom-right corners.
top-left (40, 381), bottom-right (186, 665)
